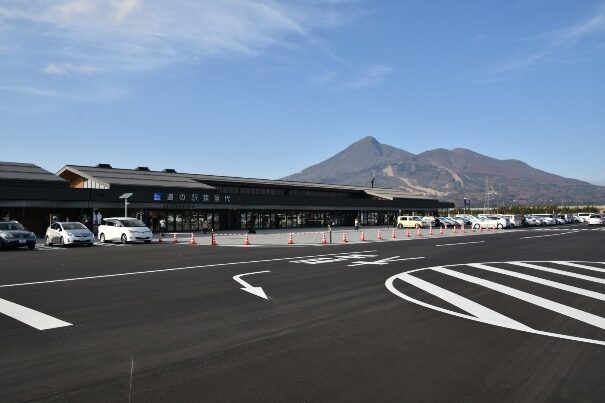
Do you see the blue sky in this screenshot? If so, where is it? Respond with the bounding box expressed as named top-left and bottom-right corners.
top-left (1, 0), bottom-right (604, 185)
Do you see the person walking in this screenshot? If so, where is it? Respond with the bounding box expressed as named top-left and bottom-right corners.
top-left (354, 217), bottom-right (359, 231)
top-left (159, 217), bottom-right (167, 235)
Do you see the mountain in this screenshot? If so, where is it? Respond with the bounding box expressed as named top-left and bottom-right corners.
top-left (283, 137), bottom-right (605, 206)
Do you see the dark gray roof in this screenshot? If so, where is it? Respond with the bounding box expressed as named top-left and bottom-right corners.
top-left (0, 161), bottom-right (67, 182)
top-left (59, 165), bottom-right (216, 190)
top-left (59, 165), bottom-right (428, 199)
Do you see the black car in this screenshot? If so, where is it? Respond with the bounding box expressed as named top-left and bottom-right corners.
top-left (0, 221), bottom-right (37, 250)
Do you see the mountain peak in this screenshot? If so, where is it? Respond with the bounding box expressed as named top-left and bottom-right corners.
top-left (283, 137), bottom-right (605, 204)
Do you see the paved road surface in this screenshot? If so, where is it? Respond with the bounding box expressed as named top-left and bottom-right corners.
top-left (0, 224), bottom-right (604, 402)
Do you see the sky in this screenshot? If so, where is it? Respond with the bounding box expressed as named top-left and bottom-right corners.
top-left (1, 0), bottom-right (604, 185)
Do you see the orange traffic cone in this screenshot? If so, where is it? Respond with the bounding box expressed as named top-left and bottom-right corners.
top-left (244, 233), bottom-right (251, 245)
top-left (417, 227), bottom-right (422, 237)
top-left (158, 233), bottom-right (164, 244)
top-left (453, 226), bottom-right (457, 234)
top-left (211, 231), bottom-right (218, 246)
top-left (288, 233), bottom-right (294, 245)
top-left (377, 230), bottom-right (382, 240)
top-left (172, 233), bottom-right (178, 244)
top-left (321, 232), bottom-right (327, 244)
top-left (406, 228), bottom-right (410, 238)
top-left (439, 226), bottom-right (444, 235)
top-left (360, 231), bottom-right (366, 241)
top-left (391, 229), bottom-right (396, 239)
top-left (341, 232), bottom-right (348, 243)
top-left (429, 225), bottom-right (433, 236)
top-left (462, 224), bottom-right (466, 233)
top-left (190, 233), bottom-right (197, 245)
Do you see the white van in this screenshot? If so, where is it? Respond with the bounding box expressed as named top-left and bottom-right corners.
top-left (396, 216), bottom-right (426, 229)
top-left (576, 212), bottom-right (592, 223)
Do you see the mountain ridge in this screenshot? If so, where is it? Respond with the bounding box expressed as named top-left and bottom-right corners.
top-left (283, 136), bottom-right (605, 205)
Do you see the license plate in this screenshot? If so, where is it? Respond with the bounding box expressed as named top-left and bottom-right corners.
top-left (19, 239), bottom-right (26, 244)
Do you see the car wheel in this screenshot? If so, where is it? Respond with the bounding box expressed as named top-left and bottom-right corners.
top-left (99, 233), bottom-right (108, 243)
top-left (121, 234), bottom-right (128, 244)
top-left (497, 223), bottom-right (503, 229)
top-left (45, 236), bottom-right (52, 246)
top-left (474, 224), bottom-right (480, 229)
top-left (59, 237), bottom-right (65, 247)
top-left (397, 224), bottom-right (403, 229)
top-left (28, 244), bottom-right (35, 250)
top-left (87, 242), bottom-right (94, 247)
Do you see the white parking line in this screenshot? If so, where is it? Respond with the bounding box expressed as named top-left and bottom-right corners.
top-left (509, 261), bottom-right (605, 285)
top-left (433, 266), bottom-right (605, 330)
top-left (0, 297), bottom-right (71, 330)
top-left (436, 241), bottom-right (485, 247)
top-left (519, 232), bottom-right (575, 239)
top-left (468, 263), bottom-right (605, 301)
top-left (0, 250), bottom-right (379, 289)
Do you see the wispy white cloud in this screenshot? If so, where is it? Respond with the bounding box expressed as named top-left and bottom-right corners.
top-left (0, 1), bottom-right (369, 100)
top-left (339, 64), bottom-right (393, 89)
top-left (0, 1), bottom-right (359, 73)
top-left (0, 83), bottom-right (125, 102)
top-left (0, 85), bottom-right (59, 97)
top-left (492, 4), bottom-right (605, 77)
top-left (309, 64), bottom-right (393, 90)
top-left (43, 63), bottom-right (100, 76)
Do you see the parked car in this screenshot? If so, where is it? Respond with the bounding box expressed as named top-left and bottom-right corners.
top-left (524, 215), bottom-right (540, 226)
top-left (501, 214), bottom-right (523, 228)
top-left (396, 216), bottom-right (427, 229)
top-left (97, 217), bottom-right (153, 243)
top-left (587, 214), bottom-right (604, 226)
top-left (45, 221), bottom-right (94, 247)
top-left (576, 212), bottom-right (592, 223)
top-left (439, 217), bottom-right (462, 228)
top-left (0, 221), bottom-right (37, 250)
top-left (479, 216), bottom-right (509, 229)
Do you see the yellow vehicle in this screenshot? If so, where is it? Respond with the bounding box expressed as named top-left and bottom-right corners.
top-left (396, 215), bottom-right (426, 229)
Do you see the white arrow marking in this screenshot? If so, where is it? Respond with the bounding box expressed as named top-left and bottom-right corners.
top-left (233, 270), bottom-right (270, 300)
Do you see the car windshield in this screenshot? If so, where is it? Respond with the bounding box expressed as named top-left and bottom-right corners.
top-left (0, 222), bottom-right (25, 231)
top-left (120, 219), bottom-right (147, 228)
top-left (62, 223), bottom-right (87, 230)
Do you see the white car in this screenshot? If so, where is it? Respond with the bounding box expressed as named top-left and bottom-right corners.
top-left (45, 221), bottom-right (94, 247)
top-left (478, 216), bottom-right (509, 229)
top-left (98, 217), bottom-right (153, 244)
top-left (587, 214), bottom-right (604, 226)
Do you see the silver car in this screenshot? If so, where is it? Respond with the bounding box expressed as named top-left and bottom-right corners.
top-left (45, 222), bottom-right (95, 247)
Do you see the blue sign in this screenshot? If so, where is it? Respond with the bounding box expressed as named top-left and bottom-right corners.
top-left (153, 192), bottom-right (162, 201)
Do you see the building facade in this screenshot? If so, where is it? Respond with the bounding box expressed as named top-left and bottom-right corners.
top-left (1, 162), bottom-right (455, 235)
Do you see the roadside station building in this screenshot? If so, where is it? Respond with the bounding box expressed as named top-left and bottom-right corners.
top-left (1, 161), bottom-right (454, 235)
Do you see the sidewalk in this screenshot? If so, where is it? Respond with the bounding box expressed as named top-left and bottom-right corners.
top-left (152, 225), bottom-right (494, 246)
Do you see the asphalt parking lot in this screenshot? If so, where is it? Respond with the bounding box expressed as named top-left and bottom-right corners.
top-left (1, 224), bottom-right (604, 402)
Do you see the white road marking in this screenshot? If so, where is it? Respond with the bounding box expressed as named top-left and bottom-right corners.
top-left (347, 256), bottom-right (425, 267)
top-left (0, 250), bottom-right (378, 289)
top-left (519, 233), bottom-right (570, 239)
top-left (435, 241), bottom-right (485, 247)
top-left (468, 263), bottom-right (605, 301)
top-left (509, 261), bottom-right (605, 285)
top-left (0, 297), bottom-right (71, 330)
top-left (387, 272), bottom-right (532, 331)
top-left (386, 261), bottom-right (605, 346)
top-left (233, 271), bottom-right (270, 300)
top-left (433, 266), bottom-right (605, 330)
top-left (553, 261), bottom-right (605, 274)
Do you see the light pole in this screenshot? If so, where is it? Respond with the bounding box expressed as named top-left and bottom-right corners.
top-left (119, 193), bottom-right (133, 217)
